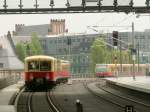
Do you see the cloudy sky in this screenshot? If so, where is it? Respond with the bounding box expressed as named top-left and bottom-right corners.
top-left (0, 0), bottom-right (149, 36)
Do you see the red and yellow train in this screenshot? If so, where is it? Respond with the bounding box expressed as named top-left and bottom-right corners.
top-left (24, 55), bottom-right (70, 89)
top-left (96, 64), bottom-right (149, 77)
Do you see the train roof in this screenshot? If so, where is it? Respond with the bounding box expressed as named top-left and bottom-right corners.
top-left (25, 55), bottom-right (56, 61)
top-left (61, 60), bottom-right (69, 63)
top-left (96, 64), bottom-right (147, 66)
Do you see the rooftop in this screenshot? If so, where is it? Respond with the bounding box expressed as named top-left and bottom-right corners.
top-left (15, 24), bottom-right (50, 36)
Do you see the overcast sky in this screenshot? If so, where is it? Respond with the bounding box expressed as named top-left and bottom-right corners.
top-left (0, 0), bottom-right (149, 36)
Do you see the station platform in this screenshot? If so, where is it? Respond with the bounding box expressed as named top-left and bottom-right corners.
top-left (105, 76), bottom-right (150, 94)
top-left (0, 81), bottom-right (24, 112)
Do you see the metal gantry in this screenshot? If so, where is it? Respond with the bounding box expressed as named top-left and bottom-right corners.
top-left (18, 0), bottom-right (23, 10)
top-left (0, 0), bottom-right (150, 14)
top-left (50, 0), bottom-right (55, 8)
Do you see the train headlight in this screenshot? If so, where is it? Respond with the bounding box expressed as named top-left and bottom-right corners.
top-left (46, 74), bottom-right (49, 80)
top-left (30, 74), bottom-right (33, 80)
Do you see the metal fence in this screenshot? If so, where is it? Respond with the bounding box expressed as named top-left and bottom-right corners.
top-left (0, 69), bottom-right (23, 89)
top-left (71, 71), bottom-right (147, 79)
top-left (71, 73), bottom-right (95, 78)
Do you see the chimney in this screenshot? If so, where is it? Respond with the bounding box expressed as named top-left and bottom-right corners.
top-left (50, 19), bottom-right (66, 35)
top-left (15, 24), bottom-right (25, 32)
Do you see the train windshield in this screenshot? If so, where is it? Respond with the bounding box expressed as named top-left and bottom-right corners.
top-left (40, 61), bottom-right (51, 71)
top-left (28, 61), bottom-right (39, 71)
top-left (28, 61), bottom-right (51, 71)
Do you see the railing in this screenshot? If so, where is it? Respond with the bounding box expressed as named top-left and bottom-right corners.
top-left (0, 69), bottom-right (23, 78)
top-left (113, 71), bottom-right (146, 77)
top-left (0, 69), bottom-right (23, 89)
top-left (71, 71), bottom-right (147, 79)
top-left (71, 73), bottom-right (95, 78)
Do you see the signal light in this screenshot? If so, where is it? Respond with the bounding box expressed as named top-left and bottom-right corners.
top-left (112, 31), bottom-right (118, 46)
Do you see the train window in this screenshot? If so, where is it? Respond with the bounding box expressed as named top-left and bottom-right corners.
top-left (62, 64), bottom-right (69, 71)
top-left (28, 61), bottom-right (39, 71)
top-left (40, 61), bottom-right (51, 71)
top-left (57, 60), bottom-right (61, 71)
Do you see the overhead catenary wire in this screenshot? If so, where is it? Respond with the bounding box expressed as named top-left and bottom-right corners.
top-left (113, 14), bottom-right (134, 27)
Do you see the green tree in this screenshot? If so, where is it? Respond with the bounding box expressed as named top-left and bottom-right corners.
top-left (122, 50), bottom-right (131, 64)
top-left (111, 48), bottom-right (132, 64)
top-left (29, 33), bottom-right (43, 55)
top-left (15, 33), bottom-right (43, 61)
top-left (15, 43), bottom-right (26, 62)
top-left (90, 37), bottom-right (108, 72)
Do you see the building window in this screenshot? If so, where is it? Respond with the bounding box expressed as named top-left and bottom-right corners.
top-left (78, 56), bottom-right (80, 63)
top-left (85, 47), bottom-right (88, 51)
top-left (41, 40), bottom-right (47, 49)
top-left (58, 39), bottom-right (62, 43)
top-left (82, 58), bottom-right (85, 63)
top-left (82, 38), bottom-right (85, 42)
top-left (72, 39), bottom-right (75, 42)
top-left (77, 38), bottom-right (80, 42)
top-left (0, 63), bottom-right (3, 68)
top-left (85, 38), bottom-right (87, 42)
top-left (49, 40), bottom-right (52, 44)
top-left (80, 48), bottom-right (83, 52)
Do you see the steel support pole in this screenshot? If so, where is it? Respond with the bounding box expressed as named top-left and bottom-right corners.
top-left (137, 42), bottom-right (140, 72)
top-left (132, 22), bottom-right (135, 80)
top-left (119, 34), bottom-right (123, 73)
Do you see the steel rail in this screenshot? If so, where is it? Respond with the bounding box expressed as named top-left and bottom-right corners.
top-left (27, 92), bottom-right (58, 112)
top-left (85, 81), bottom-right (150, 112)
top-left (96, 83), bottom-right (150, 108)
top-left (16, 88), bottom-right (32, 112)
top-left (16, 87), bottom-right (61, 112)
top-left (46, 90), bottom-right (63, 112)
top-left (15, 86), bottom-right (25, 106)
top-left (83, 81), bottom-right (124, 109)
top-left (9, 85), bottom-right (25, 105)
top-left (28, 92), bottom-right (33, 112)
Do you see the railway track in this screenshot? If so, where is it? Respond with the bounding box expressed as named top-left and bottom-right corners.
top-left (97, 82), bottom-right (150, 108)
top-left (84, 80), bottom-right (150, 112)
top-left (53, 81), bottom-right (123, 112)
top-left (16, 89), bottom-right (62, 112)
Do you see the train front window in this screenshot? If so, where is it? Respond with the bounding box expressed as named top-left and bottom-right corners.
top-left (40, 61), bottom-right (51, 71)
top-left (28, 61), bottom-right (39, 71)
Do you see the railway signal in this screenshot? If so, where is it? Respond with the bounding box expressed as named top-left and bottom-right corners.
top-left (112, 31), bottom-right (118, 46)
